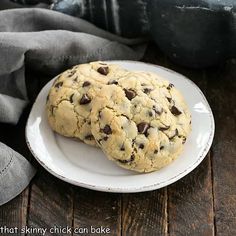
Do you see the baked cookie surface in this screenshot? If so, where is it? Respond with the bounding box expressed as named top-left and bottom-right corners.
top-left (90, 72), bottom-right (191, 172)
top-left (46, 61), bottom-right (129, 146)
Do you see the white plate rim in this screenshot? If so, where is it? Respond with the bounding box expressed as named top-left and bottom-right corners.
top-left (25, 60), bottom-right (215, 193)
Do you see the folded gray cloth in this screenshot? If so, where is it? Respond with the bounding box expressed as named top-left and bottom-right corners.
top-left (0, 142), bottom-right (36, 205)
top-left (0, 8), bottom-right (146, 205)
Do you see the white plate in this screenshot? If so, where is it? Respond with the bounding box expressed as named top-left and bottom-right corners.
top-left (26, 61), bottom-right (215, 193)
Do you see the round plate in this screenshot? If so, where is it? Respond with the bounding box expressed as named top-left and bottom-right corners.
top-left (26, 61), bottom-right (215, 193)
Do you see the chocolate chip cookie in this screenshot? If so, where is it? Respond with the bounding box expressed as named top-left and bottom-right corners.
top-left (90, 73), bottom-right (191, 172)
top-left (46, 61), bottom-right (129, 146)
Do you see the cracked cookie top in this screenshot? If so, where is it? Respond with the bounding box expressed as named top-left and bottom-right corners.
top-left (90, 73), bottom-right (191, 172)
top-left (46, 61), bottom-right (129, 146)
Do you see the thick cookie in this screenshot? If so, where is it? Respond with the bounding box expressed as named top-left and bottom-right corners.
top-left (46, 61), bottom-right (129, 146)
top-left (90, 73), bottom-right (191, 172)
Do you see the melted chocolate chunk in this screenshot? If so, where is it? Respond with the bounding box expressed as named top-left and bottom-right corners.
top-left (82, 81), bottom-right (91, 87)
top-left (148, 111), bottom-right (153, 117)
top-left (108, 80), bottom-right (118, 85)
top-left (54, 81), bottom-right (63, 88)
top-left (118, 154), bottom-right (135, 164)
top-left (170, 106), bottom-right (182, 116)
top-left (166, 97), bottom-right (172, 103)
top-left (103, 136), bottom-right (108, 141)
top-left (103, 125), bottom-right (112, 135)
top-left (124, 89), bottom-right (136, 100)
top-left (85, 134), bottom-right (94, 140)
top-left (69, 93), bottom-right (74, 103)
top-left (159, 126), bottom-right (170, 131)
top-left (137, 122), bottom-right (149, 135)
top-left (80, 94), bottom-right (91, 105)
top-left (167, 83), bottom-right (174, 90)
top-left (143, 88), bottom-right (152, 94)
top-left (153, 106), bottom-right (163, 115)
top-left (97, 66), bottom-right (109, 75)
top-left (154, 149), bottom-right (158, 154)
top-left (160, 146), bottom-right (164, 150)
top-left (139, 144), bottom-right (144, 149)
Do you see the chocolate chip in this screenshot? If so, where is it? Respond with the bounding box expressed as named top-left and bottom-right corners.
top-left (139, 144), bottom-right (144, 149)
top-left (143, 88), bottom-right (152, 94)
top-left (79, 94), bottom-right (91, 105)
top-left (166, 97), bottom-right (172, 103)
top-left (108, 80), bottom-right (118, 85)
top-left (97, 66), bottom-right (109, 75)
top-left (167, 83), bottom-right (174, 90)
top-left (148, 111), bottom-right (153, 117)
top-left (69, 93), bottom-right (74, 103)
top-left (159, 126), bottom-right (170, 131)
top-left (137, 122), bottom-right (149, 135)
top-left (54, 81), bottom-right (63, 88)
top-left (118, 154), bottom-right (135, 164)
top-left (103, 136), bottom-right (108, 141)
top-left (120, 145), bottom-right (125, 151)
top-left (153, 106), bottom-right (163, 115)
top-left (170, 106), bottom-right (182, 116)
top-left (68, 70), bottom-right (76, 77)
top-left (160, 146), bottom-right (164, 150)
top-left (154, 149), bottom-right (158, 154)
top-left (103, 125), bottom-right (112, 135)
top-left (82, 81), bottom-right (91, 87)
top-left (124, 89), bottom-right (136, 100)
top-left (85, 134), bottom-right (94, 140)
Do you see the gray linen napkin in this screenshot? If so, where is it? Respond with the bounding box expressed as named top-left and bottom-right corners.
top-left (0, 143), bottom-right (36, 206)
top-left (0, 8), bottom-right (146, 205)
